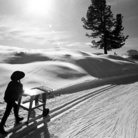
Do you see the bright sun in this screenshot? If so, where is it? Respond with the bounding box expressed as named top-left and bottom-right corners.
top-left (25, 0), bottom-right (53, 17)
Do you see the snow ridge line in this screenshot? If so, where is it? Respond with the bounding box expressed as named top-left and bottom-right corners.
top-left (49, 85), bottom-right (117, 121)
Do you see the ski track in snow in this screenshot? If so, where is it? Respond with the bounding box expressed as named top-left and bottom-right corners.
top-left (1, 80), bottom-right (138, 138)
top-left (48, 82), bottom-right (138, 138)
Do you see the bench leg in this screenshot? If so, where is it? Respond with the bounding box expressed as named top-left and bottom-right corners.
top-left (42, 93), bottom-right (47, 111)
top-left (27, 96), bottom-right (34, 123)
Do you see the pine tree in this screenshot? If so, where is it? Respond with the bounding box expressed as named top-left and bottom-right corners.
top-left (110, 14), bottom-right (129, 49)
top-left (82, 0), bottom-right (128, 54)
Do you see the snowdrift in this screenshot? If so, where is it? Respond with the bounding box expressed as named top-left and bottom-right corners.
top-left (0, 47), bottom-right (138, 101)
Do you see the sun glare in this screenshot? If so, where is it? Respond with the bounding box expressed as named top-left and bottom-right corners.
top-left (25, 0), bottom-right (53, 17)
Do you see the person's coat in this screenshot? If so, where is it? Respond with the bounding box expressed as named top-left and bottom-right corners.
top-left (4, 81), bottom-right (23, 103)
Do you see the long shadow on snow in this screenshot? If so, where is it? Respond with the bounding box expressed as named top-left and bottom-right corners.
top-left (53, 74), bottom-right (138, 96)
top-left (3, 115), bottom-right (58, 138)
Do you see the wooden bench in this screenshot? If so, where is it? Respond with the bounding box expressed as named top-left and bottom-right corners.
top-left (18, 88), bottom-right (48, 123)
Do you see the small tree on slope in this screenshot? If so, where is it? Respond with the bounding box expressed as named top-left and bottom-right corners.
top-left (81, 0), bottom-right (128, 54)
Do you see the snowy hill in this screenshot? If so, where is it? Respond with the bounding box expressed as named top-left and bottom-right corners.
top-left (0, 46), bottom-right (138, 137)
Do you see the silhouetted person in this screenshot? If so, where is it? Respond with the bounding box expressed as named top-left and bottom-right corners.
top-left (0, 71), bottom-right (25, 135)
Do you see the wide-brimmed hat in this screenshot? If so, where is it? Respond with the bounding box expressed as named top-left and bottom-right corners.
top-left (11, 71), bottom-right (25, 81)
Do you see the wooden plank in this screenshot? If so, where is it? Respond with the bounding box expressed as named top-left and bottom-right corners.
top-left (23, 89), bottom-right (45, 96)
top-left (20, 101), bottom-right (44, 110)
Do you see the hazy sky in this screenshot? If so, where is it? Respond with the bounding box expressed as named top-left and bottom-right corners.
top-left (0, 0), bottom-right (138, 54)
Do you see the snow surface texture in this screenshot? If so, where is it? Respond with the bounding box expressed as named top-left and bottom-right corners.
top-left (0, 46), bottom-right (138, 138)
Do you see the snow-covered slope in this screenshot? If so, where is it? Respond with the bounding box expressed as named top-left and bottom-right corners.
top-left (0, 46), bottom-right (138, 138)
